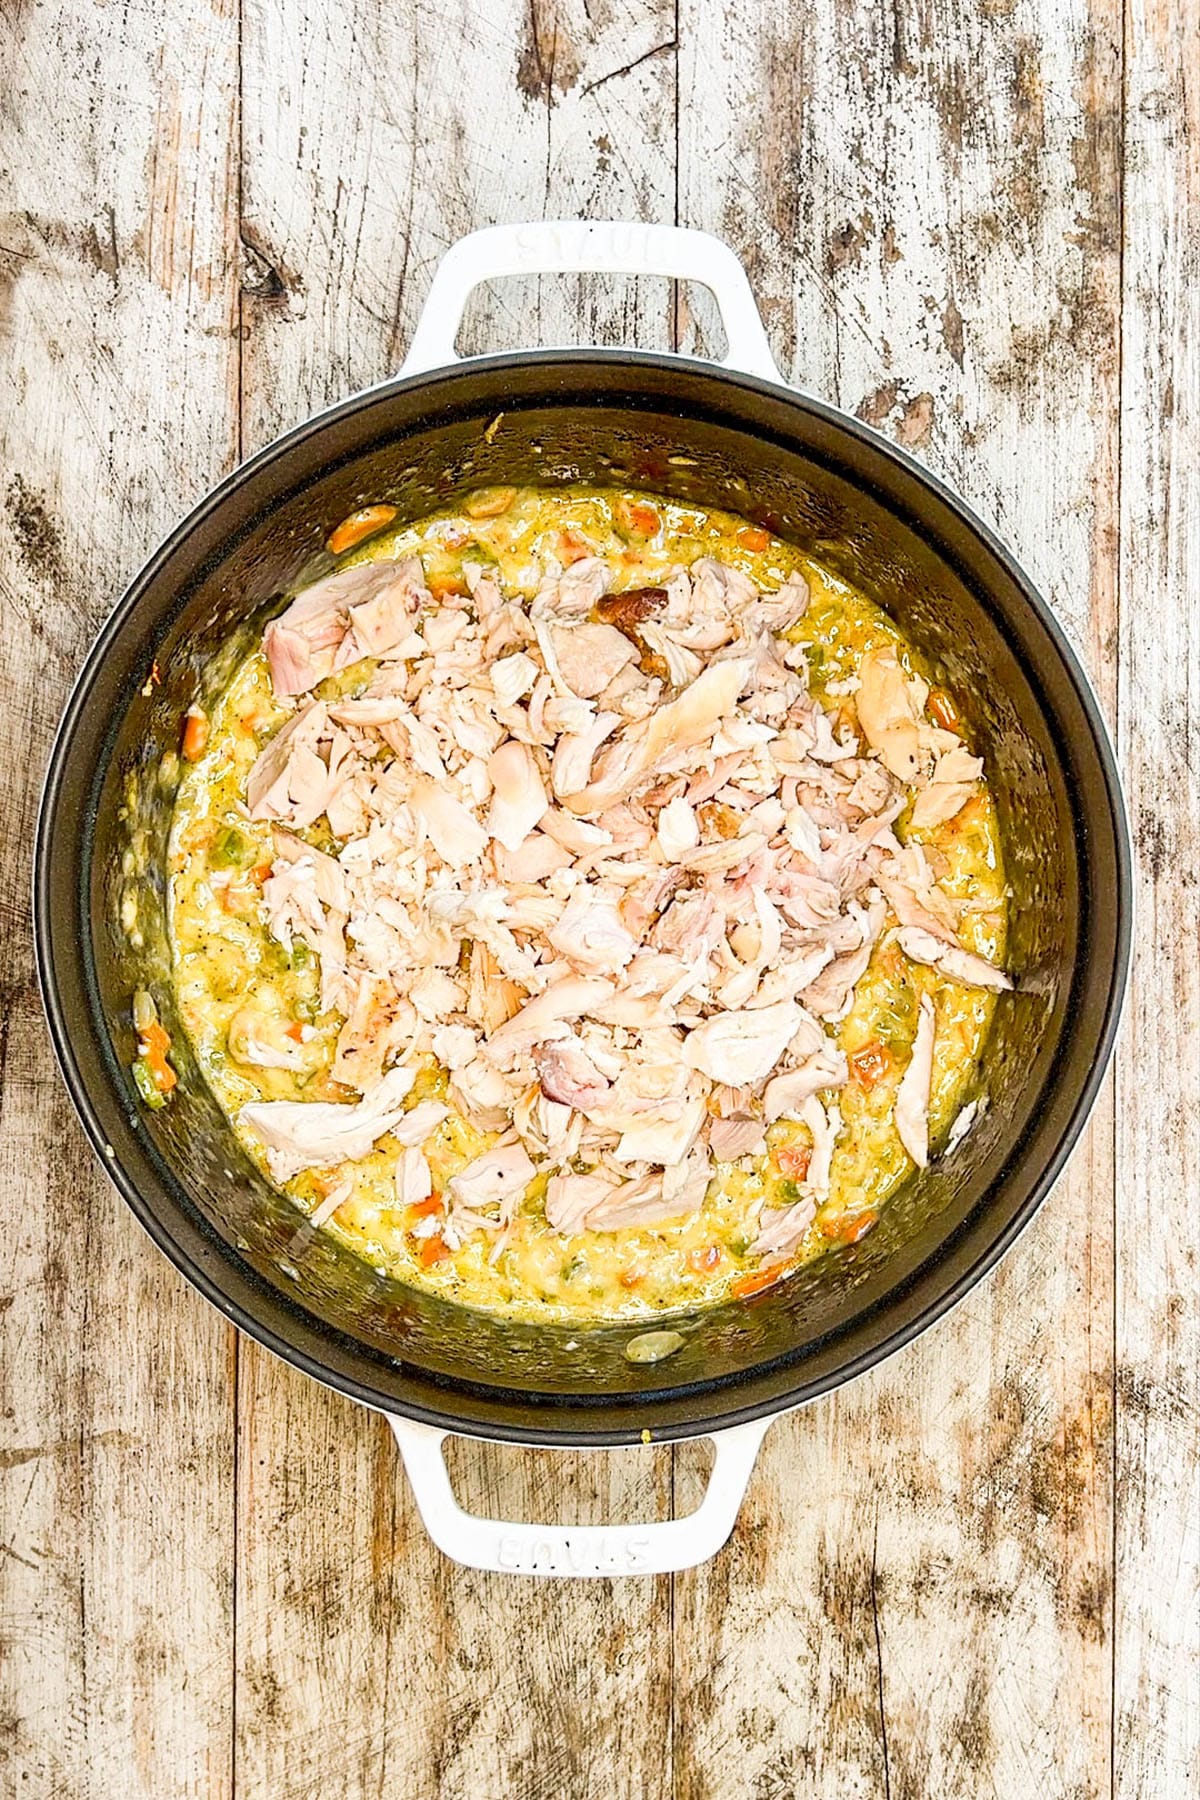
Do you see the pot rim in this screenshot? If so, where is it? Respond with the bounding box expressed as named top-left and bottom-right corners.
top-left (34, 347), bottom-right (1133, 1446)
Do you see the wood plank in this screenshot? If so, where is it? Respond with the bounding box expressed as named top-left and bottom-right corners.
top-left (1114, 0), bottom-right (1200, 1789)
top-left (0, 4), bottom-right (240, 1795)
top-left (675, 2), bottom-right (1122, 1793)
top-left (234, 6), bottom-right (678, 1796)
top-left (236, 1352), bottom-right (673, 1799)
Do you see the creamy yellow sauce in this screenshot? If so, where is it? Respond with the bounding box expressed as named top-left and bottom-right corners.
top-left (166, 487), bottom-right (1007, 1323)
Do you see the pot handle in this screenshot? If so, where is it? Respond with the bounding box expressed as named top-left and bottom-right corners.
top-left (387, 1413), bottom-right (771, 1577)
top-left (400, 220), bottom-right (781, 383)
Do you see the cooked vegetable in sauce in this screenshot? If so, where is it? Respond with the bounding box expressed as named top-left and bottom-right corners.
top-left (163, 486), bottom-right (1009, 1322)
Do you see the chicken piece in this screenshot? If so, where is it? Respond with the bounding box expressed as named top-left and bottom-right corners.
top-left (486, 740), bottom-right (548, 851)
top-left (410, 776), bottom-right (488, 867)
top-left (534, 556), bottom-right (612, 618)
top-left (799, 1093), bottom-right (841, 1198)
top-left (546, 622), bottom-right (638, 699)
top-left (263, 560), bottom-right (423, 698)
top-left (547, 890), bottom-right (637, 973)
top-left (844, 759), bottom-right (896, 817)
top-left (331, 972), bottom-right (392, 1091)
top-left (483, 976), bottom-right (616, 1065)
top-left (395, 1145), bottom-right (433, 1207)
top-left (896, 926), bottom-right (1012, 992)
top-left (762, 1043), bottom-right (849, 1121)
top-left (945, 1097), bottom-right (980, 1154)
top-left (448, 1059), bottom-right (514, 1133)
top-left (908, 747), bottom-right (985, 831)
top-left (620, 864), bottom-right (683, 937)
top-left (562, 655), bottom-right (753, 815)
top-left (584, 1171), bottom-right (695, 1231)
top-left (854, 647), bottom-right (932, 782)
top-left (491, 833), bottom-right (573, 884)
top-left (871, 860), bottom-right (961, 940)
top-left (682, 1000), bottom-right (803, 1086)
top-left (613, 1095), bottom-right (707, 1167)
top-left (657, 795), bottom-right (700, 859)
top-left (535, 1037), bottom-right (612, 1110)
top-left (490, 650), bottom-right (540, 706)
top-left (448, 1142), bottom-right (536, 1213)
top-left (661, 1147), bottom-right (713, 1210)
top-left (707, 1114), bottom-right (767, 1161)
top-left (387, 1100), bottom-right (451, 1147)
top-left (751, 1196), bottom-right (816, 1256)
top-left (239, 1066), bottom-right (417, 1181)
top-left (246, 702), bottom-right (329, 822)
top-left (551, 709), bottom-right (621, 799)
top-left (270, 828), bottom-right (349, 911)
top-left (347, 559), bottom-right (427, 657)
top-left (409, 967), bottom-right (464, 1023)
top-left (465, 941), bottom-right (525, 1035)
top-left (594, 585), bottom-right (668, 631)
top-left (800, 941), bottom-right (873, 1021)
top-left (544, 1171), bottom-right (616, 1234)
top-left (689, 558), bottom-right (758, 615)
top-left (895, 994), bottom-right (936, 1167)
top-left (747, 571), bottom-right (810, 633)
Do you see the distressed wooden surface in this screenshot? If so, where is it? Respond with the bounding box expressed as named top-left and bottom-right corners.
top-left (1, 0), bottom-right (1196, 1795)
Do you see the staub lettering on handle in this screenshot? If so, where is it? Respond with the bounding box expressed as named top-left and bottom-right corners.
top-left (496, 1531), bottom-right (653, 1575)
top-left (510, 220), bottom-right (673, 274)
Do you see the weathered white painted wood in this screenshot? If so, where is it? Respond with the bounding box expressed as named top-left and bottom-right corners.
top-left (4, 0), bottom-right (1198, 1792)
top-left (238, 0), bottom-right (680, 447)
top-left (1114, 0), bottom-right (1200, 1790)
top-left (675, 2), bottom-right (1121, 1793)
top-left (0, 3), bottom-right (241, 1796)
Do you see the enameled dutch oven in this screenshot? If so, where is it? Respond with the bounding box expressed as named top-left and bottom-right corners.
top-left (35, 223), bottom-right (1132, 1576)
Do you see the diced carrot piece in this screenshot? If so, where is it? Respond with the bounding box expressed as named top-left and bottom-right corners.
top-left (138, 1021), bottom-right (177, 1094)
top-left (731, 1261), bottom-right (787, 1299)
top-left (250, 861), bottom-right (273, 884)
top-left (325, 504), bottom-right (398, 556)
top-left (284, 1020), bottom-right (305, 1043)
top-left (623, 500), bottom-right (661, 536)
top-left (558, 527), bottom-right (590, 565)
top-left (927, 687), bottom-right (960, 730)
top-left (775, 1143), bottom-right (812, 1181)
top-left (687, 1244), bottom-right (720, 1273)
top-left (737, 525), bottom-right (770, 552)
top-left (849, 1040), bottom-right (892, 1089)
top-left (408, 1194), bottom-right (442, 1219)
top-left (181, 706), bottom-right (209, 762)
top-left (823, 1209), bottom-right (879, 1244)
top-left (419, 1234), bottom-right (450, 1267)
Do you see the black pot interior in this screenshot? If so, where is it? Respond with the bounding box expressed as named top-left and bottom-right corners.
top-left (36, 354), bottom-right (1129, 1443)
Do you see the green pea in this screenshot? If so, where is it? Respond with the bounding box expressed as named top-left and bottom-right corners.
top-left (211, 826), bottom-right (253, 868)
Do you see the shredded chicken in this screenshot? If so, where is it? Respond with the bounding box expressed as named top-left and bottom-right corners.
top-left (235, 546), bottom-right (1009, 1267)
top-left (895, 994), bottom-right (937, 1167)
top-left (896, 926), bottom-right (1012, 992)
top-left (239, 1067), bottom-right (416, 1181)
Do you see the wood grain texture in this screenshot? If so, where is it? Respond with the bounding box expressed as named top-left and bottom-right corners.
top-left (0, 2), bottom-right (241, 1796)
top-left (675, 1), bottom-right (1123, 1794)
top-left (1114, 0), bottom-right (1200, 1791)
top-left (2, 0), bottom-right (1198, 1794)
